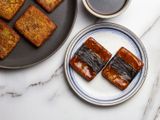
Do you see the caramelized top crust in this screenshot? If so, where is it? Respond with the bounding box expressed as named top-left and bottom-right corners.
top-left (0, 0), bottom-right (25, 20)
top-left (0, 19), bottom-right (20, 59)
top-left (84, 37), bottom-right (112, 62)
top-left (117, 47), bottom-right (144, 71)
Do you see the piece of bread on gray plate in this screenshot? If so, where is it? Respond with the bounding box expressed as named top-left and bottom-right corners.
top-left (36, 0), bottom-right (62, 12)
top-left (0, 19), bottom-right (20, 59)
top-left (0, 0), bottom-right (25, 20)
top-left (15, 5), bottom-right (57, 47)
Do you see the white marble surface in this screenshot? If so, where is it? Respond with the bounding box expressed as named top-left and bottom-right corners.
top-left (0, 0), bottom-right (160, 120)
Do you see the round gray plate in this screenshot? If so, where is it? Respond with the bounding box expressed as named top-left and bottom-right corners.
top-left (0, 0), bottom-right (77, 69)
top-left (65, 22), bottom-right (148, 106)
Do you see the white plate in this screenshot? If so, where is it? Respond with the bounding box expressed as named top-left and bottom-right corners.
top-left (64, 22), bottom-right (148, 106)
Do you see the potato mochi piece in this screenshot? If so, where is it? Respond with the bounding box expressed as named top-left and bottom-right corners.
top-left (15, 5), bottom-right (57, 47)
top-left (0, 19), bottom-right (20, 59)
top-left (0, 0), bottom-right (25, 20)
top-left (36, 0), bottom-right (62, 12)
top-left (102, 47), bottom-right (144, 90)
top-left (70, 37), bottom-right (112, 81)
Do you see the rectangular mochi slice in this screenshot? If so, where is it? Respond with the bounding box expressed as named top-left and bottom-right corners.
top-left (15, 5), bottom-right (57, 47)
top-left (0, 19), bottom-right (20, 59)
top-left (0, 0), bottom-right (25, 20)
top-left (36, 0), bottom-right (62, 12)
top-left (102, 47), bottom-right (144, 90)
top-left (70, 37), bottom-right (112, 81)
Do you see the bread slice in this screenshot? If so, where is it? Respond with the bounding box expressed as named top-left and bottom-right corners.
top-left (15, 5), bottom-right (57, 47)
top-left (36, 0), bottom-right (62, 12)
top-left (0, 0), bottom-right (25, 20)
top-left (0, 19), bottom-right (20, 59)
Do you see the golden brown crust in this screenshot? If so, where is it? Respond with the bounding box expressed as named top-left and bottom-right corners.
top-left (36, 0), bottom-right (62, 12)
top-left (0, 0), bottom-right (25, 20)
top-left (0, 19), bottom-right (20, 59)
top-left (15, 5), bottom-right (57, 47)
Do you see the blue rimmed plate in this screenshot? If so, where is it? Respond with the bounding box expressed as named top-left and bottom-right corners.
top-left (64, 22), bottom-right (148, 106)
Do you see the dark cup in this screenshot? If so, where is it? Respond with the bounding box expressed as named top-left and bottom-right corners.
top-left (82, 0), bottom-right (131, 18)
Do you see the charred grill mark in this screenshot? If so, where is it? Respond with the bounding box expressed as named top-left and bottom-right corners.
top-left (76, 45), bottom-right (105, 73)
top-left (109, 56), bottom-right (137, 82)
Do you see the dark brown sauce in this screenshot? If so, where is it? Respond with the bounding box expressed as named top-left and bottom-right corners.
top-left (76, 45), bottom-right (105, 73)
top-left (86, 0), bottom-right (127, 15)
top-left (110, 56), bottom-right (137, 82)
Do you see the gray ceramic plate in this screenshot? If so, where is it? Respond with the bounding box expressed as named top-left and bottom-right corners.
top-left (0, 0), bottom-right (77, 69)
top-left (65, 22), bottom-right (148, 106)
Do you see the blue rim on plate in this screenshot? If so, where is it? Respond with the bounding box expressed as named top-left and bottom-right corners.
top-left (64, 22), bottom-right (148, 106)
